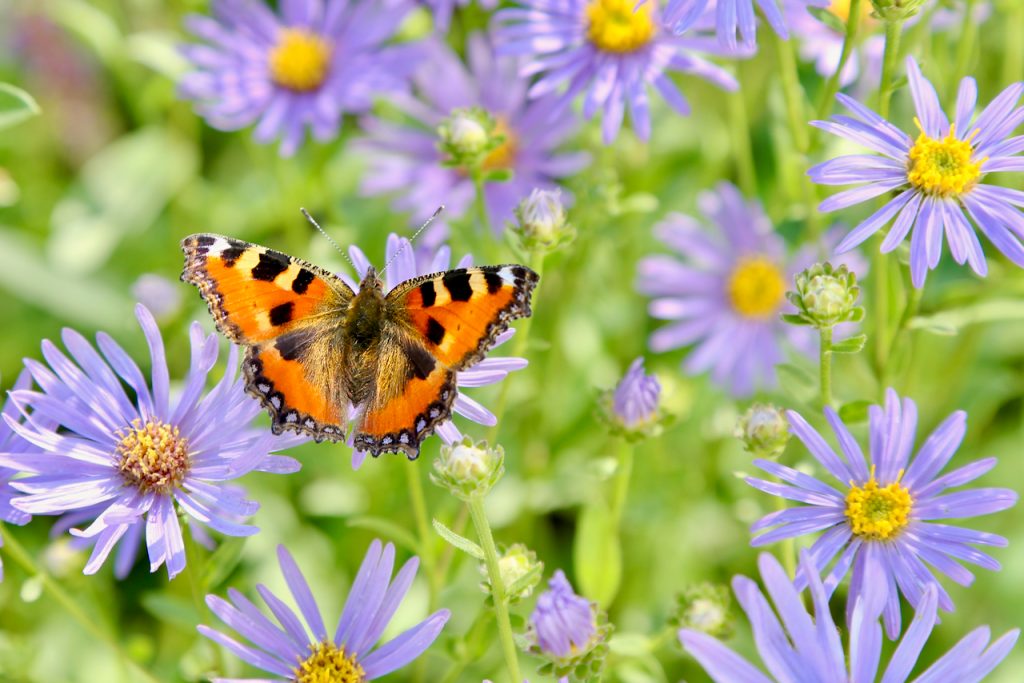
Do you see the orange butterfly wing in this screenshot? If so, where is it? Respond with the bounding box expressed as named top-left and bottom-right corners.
top-left (352, 265), bottom-right (538, 457)
top-left (181, 234), bottom-right (352, 441)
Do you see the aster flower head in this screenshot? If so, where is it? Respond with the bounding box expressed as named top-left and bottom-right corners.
top-left (638, 183), bottom-right (864, 396)
top-left (810, 56), bottom-right (1024, 287)
top-left (512, 188), bottom-right (575, 253)
top-left (746, 389), bottom-right (1017, 639)
top-left (178, 0), bottom-right (422, 156)
top-left (343, 232), bottom-right (529, 469)
top-left (598, 357), bottom-right (666, 441)
top-left (198, 540), bottom-right (450, 681)
top-left (665, 0), bottom-right (816, 48)
top-left (357, 35), bottom-right (588, 233)
top-left (493, 0), bottom-right (739, 143)
top-left (527, 570), bottom-right (611, 680)
top-left (680, 551), bottom-right (1019, 682)
top-left (0, 369), bottom-right (36, 581)
top-left (0, 305), bottom-right (301, 579)
top-left (785, 261), bottom-right (863, 329)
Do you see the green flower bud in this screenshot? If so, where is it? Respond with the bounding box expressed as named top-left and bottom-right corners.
top-left (437, 107), bottom-right (501, 171)
top-left (869, 0), bottom-right (927, 22)
top-left (785, 262), bottom-right (863, 329)
top-left (480, 543), bottom-right (543, 602)
top-left (670, 582), bottom-right (734, 640)
top-left (512, 188), bottom-right (575, 252)
top-left (430, 437), bottom-right (504, 500)
top-left (736, 403), bottom-right (790, 459)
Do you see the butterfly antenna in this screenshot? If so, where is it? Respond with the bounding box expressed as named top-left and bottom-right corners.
top-left (300, 208), bottom-right (358, 272)
top-left (380, 205), bottom-right (444, 276)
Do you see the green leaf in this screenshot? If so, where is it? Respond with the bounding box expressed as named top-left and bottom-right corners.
top-left (831, 334), bottom-right (867, 354)
top-left (347, 516), bottom-right (420, 555)
top-left (776, 362), bottom-right (816, 389)
top-left (573, 499), bottom-right (622, 608)
top-left (140, 593), bottom-right (198, 630)
top-left (838, 399), bottom-right (872, 424)
top-left (781, 313), bottom-right (810, 326)
top-left (432, 518), bottom-right (484, 559)
top-left (505, 562), bottom-right (544, 599)
top-left (807, 6), bottom-right (845, 32)
top-left (201, 537), bottom-right (246, 590)
top-left (908, 299), bottom-right (1024, 335)
top-left (0, 84), bottom-right (40, 130)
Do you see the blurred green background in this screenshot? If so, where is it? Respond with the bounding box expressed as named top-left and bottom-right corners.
top-left (2, 0), bottom-right (1024, 681)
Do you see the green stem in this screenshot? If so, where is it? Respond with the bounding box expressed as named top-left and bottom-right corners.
top-left (819, 326), bottom-right (834, 408)
top-left (775, 33), bottom-right (810, 154)
top-left (727, 82), bottom-right (757, 196)
top-left (881, 268), bottom-right (923, 386)
top-left (877, 19), bottom-right (906, 119)
top-left (773, 491), bottom-right (798, 579)
top-left (0, 526), bottom-right (162, 683)
top-left (181, 520), bottom-right (208, 622)
top-left (812, 0), bottom-right (863, 146)
top-left (485, 254), bottom-right (545, 445)
top-left (610, 441), bottom-right (634, 529)
top-left (871, 242), bottom-right (891, 377)
top-left (472, 172), bottom-right (494, 238)
top-left (467, 497), bottom-right (523, 683)
top-left (406, 464), bottom-right (439, 608)
top-left (1004, 0), bottom-right (1024, 86)
top-left (953, 0), bottom-right (979, 87)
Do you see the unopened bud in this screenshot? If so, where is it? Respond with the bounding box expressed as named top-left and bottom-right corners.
top-left (431, 437), bottom-right (504, 500)
top-left (736, 403), bottom-right (790, 459)
top-left (785, 262), bottom-right (863, 329)
top-left (513, 188), bottom-right (574, 252)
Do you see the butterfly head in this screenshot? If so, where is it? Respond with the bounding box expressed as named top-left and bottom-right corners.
top-left (359, 266), bottom-right (384, 292)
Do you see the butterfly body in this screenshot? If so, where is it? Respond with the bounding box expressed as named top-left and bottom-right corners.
top-left (180, 234), bottom-right (538, 458)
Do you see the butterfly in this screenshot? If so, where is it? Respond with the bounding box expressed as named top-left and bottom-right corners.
top-left (180, 234), bottom-right (538, 458)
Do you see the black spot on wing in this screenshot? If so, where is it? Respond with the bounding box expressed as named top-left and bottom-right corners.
top-left (275, 328), bottom-right (315, 361)
top-left (426, 317), bottom-right (446, 345)
top-left (252, 251), bottom-right (290, 281)
top-left (221, 247), bottom-right (246, 267)
top-left (483, 271), bottom-right (503, 294)
top-left (444, 270), bottom-right (473, 302)
top-left (402, 340), bottom-right (437, 380)
top-left (269, 301), bottom-right (294, 326)
top-left (511, 266), bottom-right (528, 280)
top-left (419, 280), bottom-right (437, 307)
top-left (292, 268), bottom-right (316, 294)
top-left (195, 235), bottom-right (216, 247)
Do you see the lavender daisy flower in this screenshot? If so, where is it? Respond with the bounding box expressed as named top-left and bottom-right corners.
top-left (342, 233), bottom-right (529, 469)
top-left (0, 304), bottom-right (301, 579)
top-left (612, 358), bottom-right (661, 429)
top-left (664, 0), bottom-right (816, 48)
top-left (810, 56), bottom-right (1024, 287)
top-left (357, 35), bottom-right (588, 232)
top-left (746, 389), bottom-right (1017, 639)
top-left (178, 0), bottom-right (421, 156)
top-left (680, 551), bottom-right (1019, 682)
top-left (199, 540), bottom-right (450, 681)
top-left (493, 0), bottom-right (739, 143)
top-left (637, 182), bottom-right (863, 397)
top-left (0, 369), bottom-right (36, 581)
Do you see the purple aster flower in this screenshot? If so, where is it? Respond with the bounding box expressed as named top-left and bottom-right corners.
top-left (612, 357), bottom-right (661, 429)
top-left (0, 369), bottom-right (36, 581)
top-left (493, 0), bottom-right (739, 143)
top-left (810, 56), bottom-right (1024, 287)
top-left (0, 304), bottom-right (302, 579)
top-left (637, 182), bottom-right (863, 397)
top-left (199, 539), bottom-right (450, 681)
top-left (531, 570), bottom-right (598, 658)
top-left (341, 233), bottom-right (529, 469)
top-left (357, 35), bottom-right (588, 232)
top-left (664, 0), bottom-right (819, 48)
top-left (746, 389), bottom-right (1017, 639)
top-left (178, 0), bottom-right (422, 156)
top-left (680, 551), bottom-right (1019, 682)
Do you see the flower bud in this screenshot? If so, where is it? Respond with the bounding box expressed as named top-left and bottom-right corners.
top-left (869, 0), bottom-right (926, 22)
top-left (598, 357), bottom-right (669, 442)
top-left (785, 262), bottom-right (863, 329)
top-left (512, 188), bottom-right (575, 252)
top-left (481, 543), bottom-right (543, 602)
top-left (670, 582), bottom-right (734, 639)
top-left (736, 403), bottom-right (790, 459)
top-left (437, 107), bottom-right (499, 170)
top-left (430, 437), bottom-right (504, 500)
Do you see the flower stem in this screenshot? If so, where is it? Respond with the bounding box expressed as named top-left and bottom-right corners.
top-left (610, 441), bottom-right (634, 529)
top-left (812, 0), bottom-right (863, 144)
top-left (953, 0), bottom-right (979, 86)
top-left (181, 520), bottom-right (209, 621)
top-left (773, 492), bottom-right (798, 580)
top-left (406, 463), bottom-right (439, 607)
top-left (880, 266), bottom-right (923, 385)
top-left (1004, 0), bottom-right (1024, 86)
top-left (819, 326), bottom-right (834, 408)
top-left (472, 172), bottom-right (494, 237)
top-left (727, 80), bottom-right (757, 196)
top-left (871, 241), bottom-right (891, 377)
top-left (775, 33), bottom-right (810, 154)
top-left (467, 497), bottom-right (523, 683)
top-left (0, 525), bottom-right (162, 683)
top-left (877, 19), bottom-right (906, 118)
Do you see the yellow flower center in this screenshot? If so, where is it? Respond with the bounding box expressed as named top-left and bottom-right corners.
top-left (828, 0), bottom-right (873, 24)
top-left (844, 466), bottom-right (912, 540)
top-left (268, 28), bottom-right (332, 92)
top-left (906, 121), bottom-right (984, 198)
top-left (585, 0), bottom-right (655, 53)
top-left (116, 419), bottom-right (191, 494)
top-left (482, 117), bottom-right (518, 171)
top-left (726, 257), bottom-right (787, 319)
top-left (295, 642), bottom-right (365, 683)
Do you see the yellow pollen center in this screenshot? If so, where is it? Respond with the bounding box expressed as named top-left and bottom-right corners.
top-left (726, 257), bottom-right (787, 319)
top-left (828, 0), bottom-right (873, 24)
top-left (585, 0), bottom-right (655, 53)
top-left (482, 117), bottom-right (518, 170)
top-left (906, 121), bottom-right (984, 198)
top-left (269, 28), bottom-right (332, 92)
top-left (295, 642), bottom-right (365, 683)
top-left (116, 419), bottom-right (190, 494)
top-left (844, 466), bottom-right (913, 540)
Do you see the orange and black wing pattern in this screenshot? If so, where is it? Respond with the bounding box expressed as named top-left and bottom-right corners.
top-left (351, 265), bottom-right (538, 457)
top-left (181, 234), bottom-right (352, 441)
